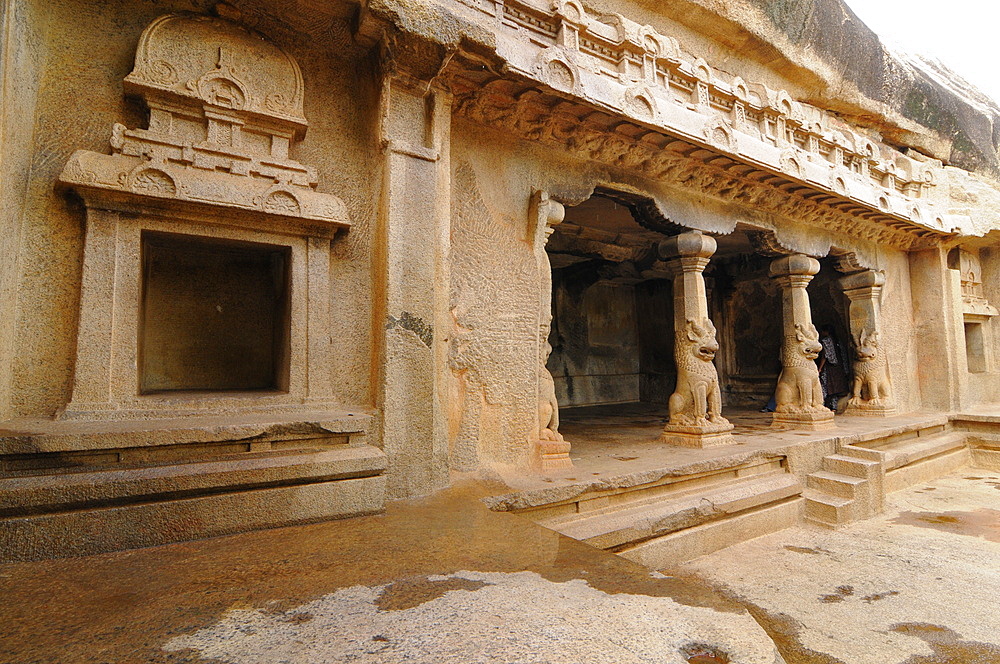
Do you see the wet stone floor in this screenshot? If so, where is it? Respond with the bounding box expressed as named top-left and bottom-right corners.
top-left (0, 482), bottom-right (779, 664)
top-left (3, 472), bottom-right (998, 663)
top-left (677, 472), bottom-right (1000, 664)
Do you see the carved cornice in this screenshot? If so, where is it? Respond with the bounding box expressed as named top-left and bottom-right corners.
top-left (448, 76), bottom-right (945, 250)
top-left (59, 14), bottom-right (350, 238)
top-left (450, 0), bottom-right (942, 206)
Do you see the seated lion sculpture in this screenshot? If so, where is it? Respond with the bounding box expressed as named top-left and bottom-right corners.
top-left (849, 328), bottom-right (893, 407)
top-left (775, 322), bottom-right (827, 414)
top-left (668, 317), bottom-right (728, 427)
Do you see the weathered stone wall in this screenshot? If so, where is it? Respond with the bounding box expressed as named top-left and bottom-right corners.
top-left (635, 279), bottom-right (677, 404)
top-left (448, 149), bottom-right (541, 469)
top-left (0, 0), bottom-right (378, 419)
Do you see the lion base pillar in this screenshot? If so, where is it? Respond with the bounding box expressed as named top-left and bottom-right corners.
top-left (658, 422), bottom-right (734, 447)
top-left (657, 231), bottom-right (734, 448)
top-left (843, 403), bottom-right (897, 418)
top-left (535, 437), bottom-right (573, 471)
top-left (771, 410), bottom-right (835, 430)
top-left (839, 269), bottom-right (896, 417)
top-left (769, 254), bottom-right (836, 431)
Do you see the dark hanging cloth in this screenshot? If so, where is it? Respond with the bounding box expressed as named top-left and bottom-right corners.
top-left (818, 332), bottom-right (849, 406)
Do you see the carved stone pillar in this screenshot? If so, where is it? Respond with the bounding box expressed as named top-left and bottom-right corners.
top-left (769, 254), bottom-right (835, 430)
top-left (839, 269), bottom-right (896, 416)
top-left (532, 191), bottom-right (573, 471)
top-left (658, 231), bottom-right (734, 447)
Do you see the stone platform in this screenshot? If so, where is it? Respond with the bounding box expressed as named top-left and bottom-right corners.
top-left (488, 403), bottom-right (994, 567)
top-left (0, 410), bottom-right (387, 563)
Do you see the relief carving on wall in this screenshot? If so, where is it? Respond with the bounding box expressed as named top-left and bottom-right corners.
top-left (58, 13), bottom-right (349, 235)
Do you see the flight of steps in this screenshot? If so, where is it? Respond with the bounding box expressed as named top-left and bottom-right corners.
top-left (805, 418), bottom-right (969, 528)
top-left (493, 456), bottom-right (803, 567)
top-left (804, 447), bottom-right (882, 527)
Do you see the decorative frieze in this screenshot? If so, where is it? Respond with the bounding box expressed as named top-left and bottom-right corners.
top-left (450, 81), bottom-right (943, 250)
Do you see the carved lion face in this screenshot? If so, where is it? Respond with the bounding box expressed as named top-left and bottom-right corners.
top-left (854, 329), bottom-right (879, 362)
top-left (794, 323), bottom-right (822, 360)
top-left (685, 318), bottom-right (719, 361)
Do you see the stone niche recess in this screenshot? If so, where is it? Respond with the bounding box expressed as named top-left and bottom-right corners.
top-left (59, 13), bottom-right (350, 419)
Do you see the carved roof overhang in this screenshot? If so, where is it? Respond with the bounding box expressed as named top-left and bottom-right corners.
top-left (415, 0), bottom-right (958, 251)
top-left (445, 64), bottom-right (952, 251)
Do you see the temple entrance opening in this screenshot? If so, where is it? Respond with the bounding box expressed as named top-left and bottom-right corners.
top-left (546, 189), bottom-right (792, 452)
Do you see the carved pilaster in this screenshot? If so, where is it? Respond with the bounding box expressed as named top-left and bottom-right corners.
top-left (657, 231), bottom-right (734, 447)
top-left (839, 270), bottom-right (896, 416)
top-left (769, 254), bottom-right (835, 430)
top-left (531, 191), bottom-right (573, 470)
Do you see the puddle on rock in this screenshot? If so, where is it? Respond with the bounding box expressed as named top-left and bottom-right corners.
top-left (890, 623), bottom-right (1000, 663)
top-left (861, 590), bottom-right (899, 603)
top-left (375, 576), bottom-right (490, 611)
top-left (819, 585), bottom-right (854, 603)
top-left (676, 572), bottom-right (848, 664)
top-left (784, 545), bottom-right (832, 555)
top-left (893, 509), bottom-right (1000, 543)
top-left (738, 601), bottom-right (847, 664)
top-left (681, 642), bottom-right (731, 663)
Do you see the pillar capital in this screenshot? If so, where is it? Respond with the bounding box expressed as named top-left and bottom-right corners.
top-left (659, 230), bottom-right (717, 261)
top-left (838, 269), bottom-right (885, 298)
top-left (768, 253), bottom-right (820, 278)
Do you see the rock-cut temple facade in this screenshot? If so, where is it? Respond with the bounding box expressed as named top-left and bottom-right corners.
top-left (3, 0), bottom-right (1000, 562)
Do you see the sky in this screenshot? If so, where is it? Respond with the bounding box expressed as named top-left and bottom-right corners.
top-left (843, 0), bottom-right (1000, 105)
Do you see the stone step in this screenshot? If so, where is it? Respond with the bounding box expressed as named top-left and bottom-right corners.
top-left (618, 498), bottom-right (802, 567)
top-left (804, 489), bottom-right (853, 527)
top-left (971, 446), bottom-right (1000, 471)
top-left (554, 471), bottom-right (801, 551)
top-left (839, 445), bottom-right (883, 462)
top-left (0, 445), bottom-right (388, 563)
top-left (806, 470), bottom-right (868, 499)
top-left (822, 453), bottom-right (880, 479)
top-left (885, 446), bottom-right (970, 493)
top-left (879, 433), bottom-right (967, 471)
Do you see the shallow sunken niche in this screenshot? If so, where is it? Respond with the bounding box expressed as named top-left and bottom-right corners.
top-left (964, 322), bottom-right (987, 374)
top-left (140, 232), bottom-right (291, 393)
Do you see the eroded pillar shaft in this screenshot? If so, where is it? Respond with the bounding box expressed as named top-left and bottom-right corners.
top-left (839, 269), bottom-right (895, 415)
top-left (657, 231), bottom-right (733, 447)
top-left (532, 191), bottom-right (573, 471)
top-left (769, 254), bottom-right (835, 430)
